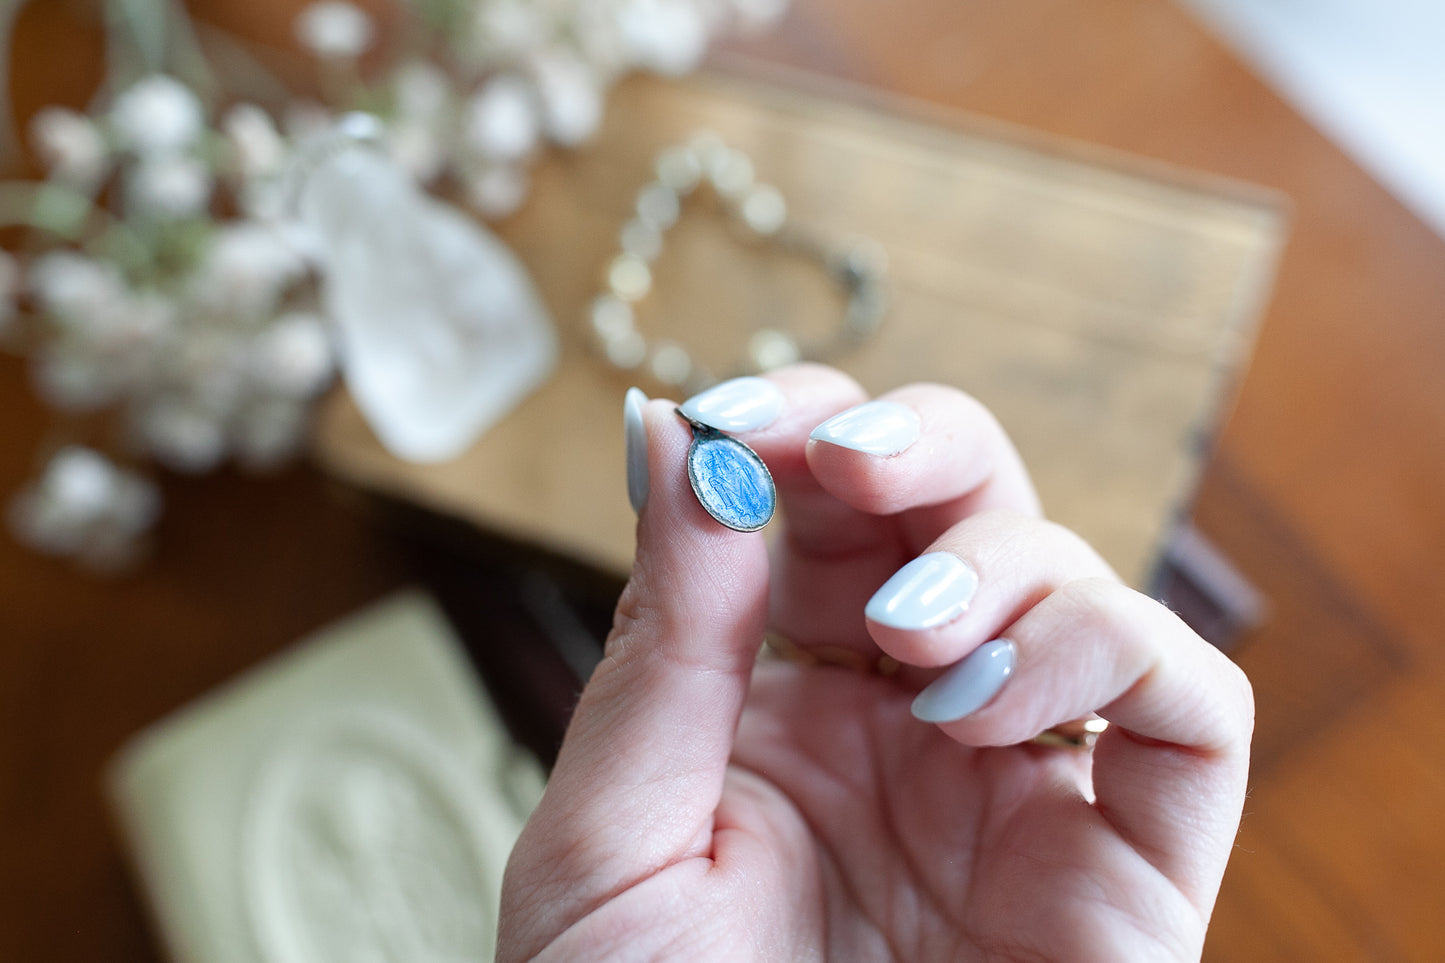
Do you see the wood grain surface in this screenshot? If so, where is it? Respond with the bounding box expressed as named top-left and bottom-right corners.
top-left (1, 0), bottom-right (1441, 960)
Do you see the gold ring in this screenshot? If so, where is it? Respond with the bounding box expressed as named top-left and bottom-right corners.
top-left (1031, 717), bottom-right (1110, 749)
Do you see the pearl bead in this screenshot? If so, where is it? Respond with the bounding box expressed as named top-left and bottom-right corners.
top-left (748, 328), bottom-right (800, 370)
top-left (649, 341), bottom-right (692, 386)
top-left (620, 217), bottom-right (664, 261)
top-left (655, 144), bottom-right (702, 194)
top-left (635, 182), bottom-right (680, 230)
top-left (739, 185), bottom-right (786, 236)
top-left (607, 253), bottom-right (652, 302)
top-left (590, 294), bottom-right (635, 340)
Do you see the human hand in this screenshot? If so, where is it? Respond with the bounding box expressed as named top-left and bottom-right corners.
top-left (498, 365), bottom-right (1253, 961)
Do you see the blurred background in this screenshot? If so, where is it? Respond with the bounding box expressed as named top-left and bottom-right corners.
top-left (1, 0), bottom-right (1441, 960)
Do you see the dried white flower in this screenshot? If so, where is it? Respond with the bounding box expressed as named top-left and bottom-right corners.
top-left (616, 0), bottom-right (709, 76)
top-left (109, 75), bottom-right (205, 156)
top-left (393, 61), bottom-right (451, 121)
top-left (30, 107), bottom-right (110, 186)
top-left (223, 103), bottom-right (287, 179)
top-left (250, 311), bottom-right (334, 398)
top-left (295, 1), bottom-right (374, 59)
top-left (283, 100), bottom-right (335, 146)
top-left (28, 251), bottom-right (129, 329)
top-left (32, 350), bottom-right (120, 410)
top-left (387, 120), bottom-right (447, 182)
top-left (137, 401), bottom-right (227, 474)
top-left (190, 221), bottom-right (309, 319)
top-left (127, 154), bottom-right (213, 218)
top-left (463, 162), bottom-right (529, 219)
top-left (233, 398), bottom-right (309, 470)
top-left (530, 52), bottom-right (603, 147)
top-left (472, 0), bottom-right (549, 59)
top-left (729, 0), bottom-right (789, 29)
top-left (45, 445), bottom-right (119, 522)
top-left (105, 289), bottom-right (176, 359)
top-left (8, 446), bottom-right (161, 569)
top-left (463, 75), bottom-right (540, 162)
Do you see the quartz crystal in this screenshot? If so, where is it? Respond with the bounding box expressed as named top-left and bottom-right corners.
top-left (297, 135), bottom-right (557, 463)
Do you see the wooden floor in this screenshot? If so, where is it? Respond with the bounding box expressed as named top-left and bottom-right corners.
top-left (1, 1), bottom-right (1441, 960)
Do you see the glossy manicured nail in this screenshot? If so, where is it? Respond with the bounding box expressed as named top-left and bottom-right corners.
top-left (865, 552), bottom-right (978, 629)
top-left (625, 387), bottom-right (648, 513)
top-left (911, 639), bottom-right (1016, 723)
top-left (678, 376), bottom-right (784, 432)
top-left (809, 400), bottom-right (920, 456)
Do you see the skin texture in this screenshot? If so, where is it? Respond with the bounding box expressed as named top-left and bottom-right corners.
top-left (499, 365), bottom-right (1254, 962)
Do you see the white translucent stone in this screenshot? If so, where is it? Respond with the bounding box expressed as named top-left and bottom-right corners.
top-left (739, 184), bottom-right (786, 235)
top-left (463, 76), bottom-right (540, 162)
top-left (607, 253), bottom-right (652, 302)
top-left (109, 75), bottom-right (205, 156)
top-left (296, 141), bottom-right (557, 463)
top-left (635, 182), bottom-right (680, 230)
top-left (294, 0), bottom-right (374, 59)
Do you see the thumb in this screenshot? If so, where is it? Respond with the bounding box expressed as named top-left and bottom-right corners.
top-left (502, 389), bottom-right (770, 944)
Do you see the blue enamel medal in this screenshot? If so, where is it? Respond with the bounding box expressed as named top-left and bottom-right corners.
top-left (677, 410), bottom-right (776, 532)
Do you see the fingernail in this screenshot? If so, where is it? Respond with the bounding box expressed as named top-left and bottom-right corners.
top-left (911, 639), bottom-right (1016, 723)
top-left (809, 400), bottom-right (920, 456)
top-left (678, 376), bottom-right (784, 433)
top-left (865, 552), bottom-right (978, 629)
top-left (625, 387), bottom-right (649, 513)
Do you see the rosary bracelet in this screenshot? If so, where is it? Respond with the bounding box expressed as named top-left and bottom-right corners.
top-left (586, 131), bottom-right (889, 397)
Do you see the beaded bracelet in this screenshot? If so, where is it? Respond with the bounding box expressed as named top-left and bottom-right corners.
top-left (586, 131), bottom-right (889, 396)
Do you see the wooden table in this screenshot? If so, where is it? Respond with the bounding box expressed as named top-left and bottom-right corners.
top-left (2, 1), bottom-right (1442, 959)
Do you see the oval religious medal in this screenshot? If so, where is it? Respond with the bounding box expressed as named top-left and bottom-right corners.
top-left (678, 411), bottom-right (776, 532)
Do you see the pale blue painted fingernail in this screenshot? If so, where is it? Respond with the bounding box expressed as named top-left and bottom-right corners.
top-left (809, 400), bottom-right (920, 456)
top-left (865, 552), bottom-right (978, 629)
top-left (678, 376), bottom-right (784, 433)
top-left (625, 387), bottom-right (649, 513)
top-left (911, 639), bottom-right (1016, 723)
